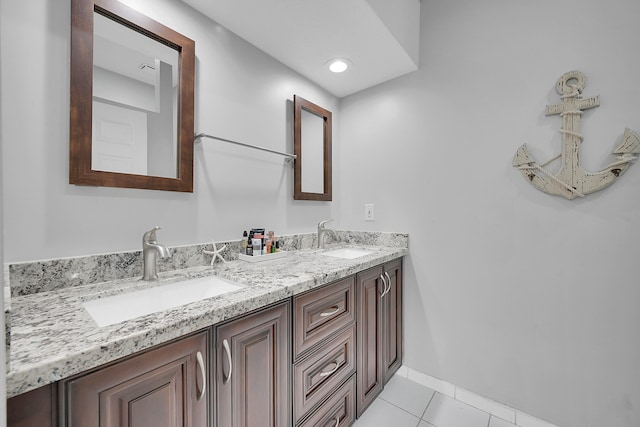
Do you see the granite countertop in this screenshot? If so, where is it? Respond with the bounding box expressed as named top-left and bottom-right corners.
top-left (7, 244), bottom-right (407, 397)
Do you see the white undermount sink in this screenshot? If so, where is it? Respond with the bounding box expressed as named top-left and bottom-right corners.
top-left (83, 276), bottom-right (246, 327)
top-left (320, 247), bottom-right (373, 259)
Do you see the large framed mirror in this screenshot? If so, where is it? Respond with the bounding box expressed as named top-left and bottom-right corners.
top-left (70, 0), bottom-right (195, 192)
top-left (293, 95), bottom-right (332, 201)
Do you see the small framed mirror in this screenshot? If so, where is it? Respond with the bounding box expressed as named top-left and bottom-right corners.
top-left (293, 95), bottom-right (332, 201)
top-left (70, 0), bottom-right (195, 192)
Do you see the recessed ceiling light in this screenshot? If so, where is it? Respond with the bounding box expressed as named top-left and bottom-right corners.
top-left (327, 59), bottom-right (350, 73)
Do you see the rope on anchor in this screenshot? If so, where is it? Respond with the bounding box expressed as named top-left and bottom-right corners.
top-left (560, 129), bottom-right (584, 140)
top-left (603, 156), bottom-right (638, 169)
top-left (540, 154), bottom-right (562, 168)
top-left (561, 83), bottom-right (582, 99)
top-left (518, 164), bottom-right (586, 197)
top-left (560, 110), bottom-right (583, 117)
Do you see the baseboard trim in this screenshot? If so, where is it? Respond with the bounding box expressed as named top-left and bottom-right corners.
top-left (396, 366), bottom-right (559, 427)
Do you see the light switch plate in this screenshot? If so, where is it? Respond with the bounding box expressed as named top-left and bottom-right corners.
top-left (365, 204), bottom-right (375, 221)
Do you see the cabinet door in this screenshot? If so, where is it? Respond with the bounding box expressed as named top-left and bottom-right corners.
top-left (356, 265), bottom-right (384, 416)
top-left (215, 301), bottom-right (290, 427)
top-left (64, 331), bottom-right (208, 427)
top-left (383, 258), bottom-right (403, 383)
top-left (8, 384), bottom-right (56, 427)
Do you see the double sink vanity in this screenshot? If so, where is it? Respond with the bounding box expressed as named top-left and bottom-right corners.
top-left (6, 230), bottom-right (407, 427)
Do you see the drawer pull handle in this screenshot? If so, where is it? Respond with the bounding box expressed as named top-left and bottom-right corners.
top-left (332, 416), bottom-right (340, 427)
top-left (222, 339), bottom-right (232, 384)
top-left (320, 306), bottom-right (340, 317)
top-left (379, 274), bottom-right (389, 297)
top-left (196, 351), bottom-right (206, 401)
top-left (319, 361), bottom-right (340, 377)
top-left (384, 272), bottom-right (392, 294)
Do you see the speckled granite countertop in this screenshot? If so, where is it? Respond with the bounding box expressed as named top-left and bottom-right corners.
top-left (7, 243), bottom-right (407, 397)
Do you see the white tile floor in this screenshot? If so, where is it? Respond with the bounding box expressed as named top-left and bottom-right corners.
top-left (352, 375), bottom-right (517, 427)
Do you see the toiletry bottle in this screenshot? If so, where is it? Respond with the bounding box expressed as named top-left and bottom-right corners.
top-left (252, 238), bottom-right (262, 255)
top-left (268, 231), bottom-right (275, 253)
top-left (241, 231), bottom-right (248, 254)
top-left (247, 232), bottom-right (253, 255)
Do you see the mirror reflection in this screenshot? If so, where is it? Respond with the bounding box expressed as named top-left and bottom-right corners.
top-left (300, 108), bottom-right (325, 193)
top-left (293, 95), bottom-right (332, 201)
top-left (69, 0), bottom-right (195, 192)
top-left (92, 11), bottom-right (179, 178)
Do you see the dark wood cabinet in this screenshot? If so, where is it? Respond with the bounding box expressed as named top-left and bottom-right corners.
top-left (355, 265), bottom-right (384, 416)
top-left (293, 278), bottom-right (357, 426)
top-left (63, 331), bottom-right (208, 427)
top-left (293, 276), bottom-right (356, 360)
top-left (298, 375), bottom-right (356, 427)
top-left (356, 259), bottom-right (403, 417)
top-left (8, 257), bottom-right (402, 427)
top-left (382, 258), bottom-right (403, 383)
top-left (214, 301), bottom-right (290, 427)
top-left (293, 326), bottom-right (356, 422)
top-left (7, 383), bottom-right (56, 427)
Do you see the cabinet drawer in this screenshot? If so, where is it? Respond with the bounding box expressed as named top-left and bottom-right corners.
top-left (298, 375), bottom-right (356, 427)
top-left (294, 276), bottom-right (356, 359)
top-left (294, 325), bottom-right (356, 423)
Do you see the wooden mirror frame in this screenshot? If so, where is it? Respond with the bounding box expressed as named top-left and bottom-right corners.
top-left (69, 0), bottom-right (195, 192)
top-left (293, 95), bottom-right (332, 201)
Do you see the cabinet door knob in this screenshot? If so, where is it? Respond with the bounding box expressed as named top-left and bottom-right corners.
top-left (319, 306), bottom-right (341, 317)
top-left (318, 361), bottom-right (340, 377)
top-left (196, 351), bottom-right (206, 401)
top-left (222, 339), bottom-right (233, 384)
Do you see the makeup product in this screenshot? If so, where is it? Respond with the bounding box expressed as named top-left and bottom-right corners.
top-left (241, 231), bottom-right (248, 254)
top-left (252, 238), bottom-right (262, 255)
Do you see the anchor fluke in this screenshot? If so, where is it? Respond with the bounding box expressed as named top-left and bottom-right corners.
top-left (512, 144), bottom-right (535, 167)
top-left (613, 128), bottom-right (640, 155)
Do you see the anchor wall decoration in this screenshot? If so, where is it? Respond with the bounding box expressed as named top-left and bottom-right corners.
top-left (513, 70), bottom-right (640, 200)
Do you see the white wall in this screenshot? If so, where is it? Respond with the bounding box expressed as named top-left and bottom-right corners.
top-left (339, 1), bottom-right (640, 426)
top-left (0, 0), bottom-right (339, 262)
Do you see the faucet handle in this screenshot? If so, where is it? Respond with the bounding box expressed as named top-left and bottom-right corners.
top-left (318, 219), bottom-right (334, 229)
top-left (143, 226), bottom-right (162, 243)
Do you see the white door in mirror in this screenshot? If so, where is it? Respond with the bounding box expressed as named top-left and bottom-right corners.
top-left (92, 101), bottom-right (148, 175)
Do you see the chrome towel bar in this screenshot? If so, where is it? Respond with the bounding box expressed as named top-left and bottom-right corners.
top-left (194, 133), bottom-right (296, 163)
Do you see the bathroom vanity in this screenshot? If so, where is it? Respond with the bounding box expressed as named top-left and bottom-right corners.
top-left (6, 233), bottom-right (407, 427)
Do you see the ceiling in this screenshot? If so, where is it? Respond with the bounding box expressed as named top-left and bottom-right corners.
top-left (181, 0), bottom-right (421, 98)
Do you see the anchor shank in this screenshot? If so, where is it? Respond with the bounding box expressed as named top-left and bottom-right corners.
top-left (545, 95), bottom-right (599, 193)
top-left (559, 98), bottom-right (582, 189)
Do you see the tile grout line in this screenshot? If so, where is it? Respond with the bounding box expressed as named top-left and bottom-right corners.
top-left (400, 366), bottom-right (559, 427)
top-left (420, 389), bottom-right (436, 420)
top-left (378, 395), bottom-right (425, 423)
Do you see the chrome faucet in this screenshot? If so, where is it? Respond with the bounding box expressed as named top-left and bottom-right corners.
top-left (317, 219), bottom-right (337, 249)
top-left (142, 226), bottom-right (171, 281)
